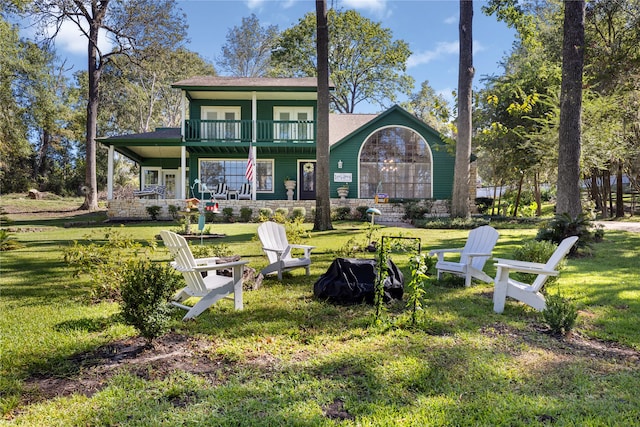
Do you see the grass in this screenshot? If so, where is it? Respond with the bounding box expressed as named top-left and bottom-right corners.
top-left (1, 198), bottom-right (640, 425)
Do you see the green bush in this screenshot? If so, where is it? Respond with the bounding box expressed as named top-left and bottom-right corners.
top-left (536, 212), bottom-right (599, 256)
top-left (332, 206), bottom-right (351, 220)
top-left (0, 229), bottom-right (23, 251)
top-left (542, 293), bottom-right (578, 336)
top-left (273, 208), bottom-right (289, 223)
top-left (239, 207), bottom-right (253, 222)
top-left (168, 204), bottom-right (180, 220)
top-left (146, 205), bottom-right (162, 220)
top-left (403, 200), bottom-right (431, 220)
top-left (120, 259), bottom-right (182, 344)
top-left (355, 205), bottom-right (369, 221)
top-left (222, 207), bottom-right (234, 222)
top-left (190, 242), bottom-right (232, 258)
top-left (474, 197), bottom-right (493, 215)
top-left (258, 208), bottom-right (273, 222)
top-left (291, 207), bottom-right (306, 220)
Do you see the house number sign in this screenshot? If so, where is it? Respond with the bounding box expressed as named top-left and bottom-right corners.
top-left (333, 173), bottom-right (352, 183)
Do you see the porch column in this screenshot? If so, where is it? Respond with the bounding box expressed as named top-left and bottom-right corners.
top-left (181, 146), bottom-right (186, 199)
top-left (180, 90), bottom-right (186, 139)
top-left (107, 145), bottom-right (114, 200)
top-left (251, 91), bottom-right (257, 200)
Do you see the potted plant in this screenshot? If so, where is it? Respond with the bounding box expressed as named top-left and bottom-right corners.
top-left (337, 183), bottom-right (349, 199)
top-left (284, 177), bottom-right (296, 200)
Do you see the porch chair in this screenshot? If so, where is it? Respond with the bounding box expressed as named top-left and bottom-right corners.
top-left (160, 230), bottom-right (248, 320)
top-left (257, 221), bottom-right (315, 280)
top-left (429, 225), bottom-right (500, 287)
top-left (492, 235), bottom-right (579, 313)
top-left (212, 183), bottom-right (229, 200)
top-left (237, 183), bottom-right (251, 200)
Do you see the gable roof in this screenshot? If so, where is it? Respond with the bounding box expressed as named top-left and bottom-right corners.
top-left (172, 76), bottom-right (330, 91)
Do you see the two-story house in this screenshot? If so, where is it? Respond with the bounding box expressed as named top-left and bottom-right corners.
top-left (99, 76), bottom-right (455, 219)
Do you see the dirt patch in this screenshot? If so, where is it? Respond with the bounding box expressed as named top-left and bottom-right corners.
top-left (21, 333), bottom-right (223, 405)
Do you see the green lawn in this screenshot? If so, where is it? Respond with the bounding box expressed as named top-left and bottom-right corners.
top-left (1, 201), bottom-right (639, 426)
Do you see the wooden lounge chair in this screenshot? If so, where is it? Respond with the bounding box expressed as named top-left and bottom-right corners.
top-left (160, 230), bottom-right (248, 320)
top-left (429, 225), bottom-right (499, 287)
top-left (257, 221), bottom-right (314, 280)
top-left (492, 236), bottom-right (579, 313)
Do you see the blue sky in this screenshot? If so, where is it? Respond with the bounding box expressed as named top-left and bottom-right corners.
top-left (31, 0), bottom-right (517, 113)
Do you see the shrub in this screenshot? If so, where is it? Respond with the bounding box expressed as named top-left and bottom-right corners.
top-left (332, 206), bottom-right (351, 220)
top-left (536, 212), bottom-right (599, 256)
top-left (120, 259), bottom-right (182, 344)
top-left (291, 207), bottom-right (306, 220)
top-left (542, 292), bottom-right (578, 336)
top-left (474, 197), bottom-right (493, 215)
top-left (403, 200), bottom-right (430, 220)
top-left (146, 205), bottom-right (162, 220)
top-left (355, 205), bottom-right (369, 221)
top-left (239, 207), bottom-right (253, 222)
top-left (284, 216), bottom-right (309, 243)
top-left (258, 208), bottom-right (273, 222)
top-left (168, 204), bottom-right (180, 220)
top-left (190, 242), bottom-right (232, 258)
top-left (222, 207), bottom-right (234, 222)
top-left (273, 208), bottom-right (289, 223)
top-left (0, 229), bottom-right (23, 251)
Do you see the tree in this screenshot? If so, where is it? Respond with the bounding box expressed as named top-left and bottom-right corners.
top-left (27, 0), bottom-right (187, 210)
top-left (313, 0), bottom-right (332, 231)
top-left (402, 80), bottom-right (451, 133)
top-left (556, 0), bottom-right (585, 218)
top-left (217, 14), bottom-right (278, 77)
top-left (451, 0), bottom-right (474, 218)
top-left (271, 9), bottom-right (413, 113)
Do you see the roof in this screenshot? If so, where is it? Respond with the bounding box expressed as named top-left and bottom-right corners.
top-left (172, 76), bottom-right (328, 90)
top-left (97, 127), bottom-right (182, 143)
top-left (328, 113), bottom-right (378, 145)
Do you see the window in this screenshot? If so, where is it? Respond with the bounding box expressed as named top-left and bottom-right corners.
top-left (359, 127), bottom-right (432, 199)
top-left (201, 106), bottom-right (241, 140)
top-left (199, 159), bottom-right (273, 193)
top-left (141, 168), bottom-right (160, 187)
top-left (273, 107), bottom-right (313, 142)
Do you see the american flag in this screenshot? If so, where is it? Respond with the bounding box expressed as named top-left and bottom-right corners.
top-left (245, 146), bottom-right (254, 181)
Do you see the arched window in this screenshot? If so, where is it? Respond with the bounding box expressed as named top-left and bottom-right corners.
top-left (359, 127), bottom-right (432, 198)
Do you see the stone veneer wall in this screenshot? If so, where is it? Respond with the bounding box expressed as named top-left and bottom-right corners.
top-left (107, 198), bottom-right (449, 223)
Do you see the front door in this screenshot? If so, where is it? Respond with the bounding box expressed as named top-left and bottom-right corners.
top-left (162, 170), bottom-right (178, 199)
top-left (299, 161), bottom-right (316, 200)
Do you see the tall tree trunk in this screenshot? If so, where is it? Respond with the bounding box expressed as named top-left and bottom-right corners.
top-left (534, 170), bottom-right (542, 216)
top-left (313, 0), bottom-right (333, 231)
top-left (616, 160), bottom-right (624, 217)
top-left (556, 0), bottom-right (585, 218)
top-left (512, 171), bottom-right (524, 218)
top-left (452, 0), bottom-right (474, 218)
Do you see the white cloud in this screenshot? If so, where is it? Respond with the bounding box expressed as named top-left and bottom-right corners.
top-left (46, 19), bottom-right (114, 57)
top-left (407, 41), bottom-right (458, 68)
top-left (246, 0), bottom-right (296, 10)
top-left (341, 0), bottom-right (390, 18)
top-left (408, 40), bottom-right (487, 68)
top-left (444, 15), bottom-right (456, 25)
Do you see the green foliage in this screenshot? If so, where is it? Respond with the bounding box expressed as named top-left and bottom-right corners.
top-left (414, 217), bottom-right (491, 229)
top-left (332, 206), bottom-right (351, 220)
top-left (120, 259), bottom-right (181, 344)
top-left (405, 254), bottom-right (433, 326)
top-left (239, 207), bottom-right (253, 222)
top-left (222, 207), bottom-right (234, 222)
top-left (273, 208), bottom-right (289, 223)
top-left (62, 228), bottom-right (155, 300)
top-left (475, 197), bottom-right (494, 214)
top-left (355, 205), bottom-right (370, 221)
top-left (402, 200), bottom-right (432, 220)
top-left (258, 208), bottom-right (273, 222)
top-left (189, 242), bottom-right (232, 258)
top-left (168, 204), bottom-right (180, 220)
top-left (372, 239), bottom-right (391, 326)
top-left (542, 292), bottom-right (578, 336)
top-left (145, 205), bottom-right (161, 221)
top-left (284, 216), bottom-right (309, 244)
top-left (536, 212), bottom-right (599, 256)
top-left (271, 9), bottom-right (413, 113)
top-left (290, 206), bottom-right (306, 220)
top-left (0, 229), bottom-right (23, 251)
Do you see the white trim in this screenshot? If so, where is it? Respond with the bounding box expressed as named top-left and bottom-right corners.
top-left (198, 158), bottom-right (275, 194)
top-left (107, 145), bottom-right (114, 199)
top-left (296, 159), bottom-right (316, 200)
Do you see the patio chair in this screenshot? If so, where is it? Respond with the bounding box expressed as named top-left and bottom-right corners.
top-left (237, 183), bottom-right (251, 200)
top-left (212, 183), bottom-right (229, 200)
top-left (160, 230), bottom-right (248, 320)
top-left (428, 225), bottom-right (499, 287)
top-left (492, 235), bottom-right (579, 313)
top-left (257, 221), bottom-right (314, 280)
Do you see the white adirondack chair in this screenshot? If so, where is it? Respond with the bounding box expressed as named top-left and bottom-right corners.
top-left (429, 225), bottom-right (500, 287)
top-left (160, 230), bottom-right (248, 320)
top-left (257, 221), bottom-right (314, 280)
top-left (492, 235), bottom-right (579, 313)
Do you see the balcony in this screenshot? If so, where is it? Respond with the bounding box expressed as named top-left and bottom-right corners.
top-left (184, 119), bottom-right (316, 144)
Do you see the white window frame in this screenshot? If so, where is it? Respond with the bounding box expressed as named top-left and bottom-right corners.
top-left (273, 106), bottom-right (314, 141)
top-left (141, 167), bottom-right (161, 188)
top-left (198, 158), bottom-right (274, 194)
top-left (201, 106), bottom-right (241, 140)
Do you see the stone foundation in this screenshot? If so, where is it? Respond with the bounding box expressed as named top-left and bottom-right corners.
top-left (107, 198), bottom-right (449, 223)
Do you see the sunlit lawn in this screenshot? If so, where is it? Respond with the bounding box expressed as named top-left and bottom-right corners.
top-left (1, 202), bottom-right (639, 425)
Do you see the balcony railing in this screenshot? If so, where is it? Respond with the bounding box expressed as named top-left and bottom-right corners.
top-left (184, 119), bottom-right (316, 144)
